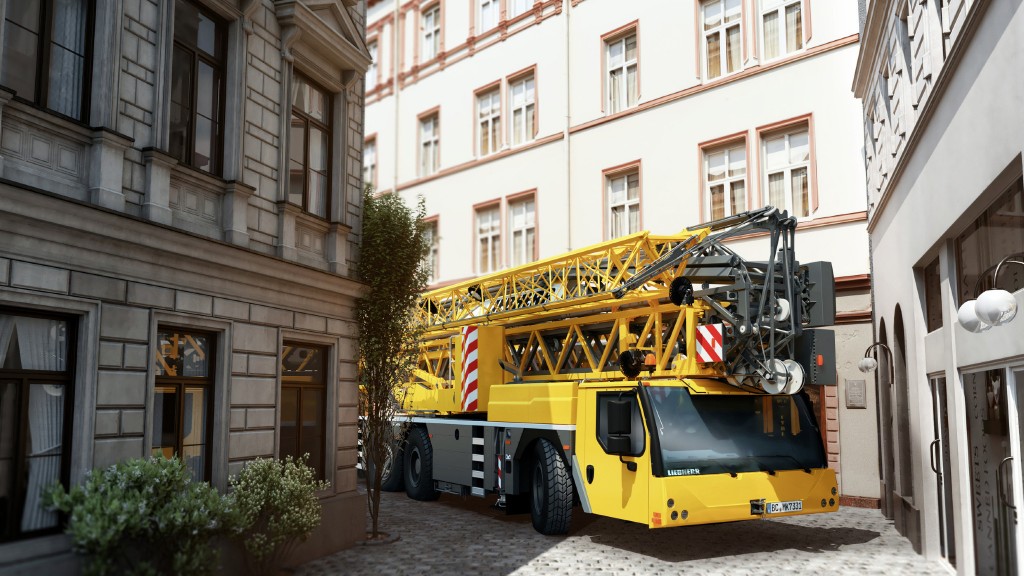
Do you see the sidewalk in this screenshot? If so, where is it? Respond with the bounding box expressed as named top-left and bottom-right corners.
top-left (297, 490), bottom-right (949, 576)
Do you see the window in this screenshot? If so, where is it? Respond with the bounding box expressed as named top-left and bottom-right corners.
top-left (366, 40), bottom-right (378, 90)
top-left (702, 0), bottom-right (742, 80)
top-left (153, 328), bottom-right (214, 483)
top-left (955, 177), bottom-right (1024, 306)
top-left (605, 32), bottom-right (637, 113)
top-left (607, 169), bottom-right (641, 238)
top-left (169, 0), bottom-right (227, 175)
top-left (1, 0), bottom-right (92, 121)
top-left (761, 0), bottom-right (803, 60)
top-left (476, 205), bottom-right (501, 273)
top-left (363, 138), bottom-right (376, 188)
top-left (508, 196), bottom-right (536, 267)
top-left (704, 143), bottom-right (746, 221)
top-left (421, 5), bottom-right (440, 61)
top-left (762, 126), bottom-right (810, 217)
top-left (0, 310), bottom-right (74, 542)
top-left (509, 74), bottom-right (536, 146)
top-left (424, 220), bottom-right (440, 283)
top-left (479, 0), bottom-right (499, 31)
top-left (923, 256), bottom-right (942, 332)
top-left (509, 0), bottom-right (533, 18)
top-left (419, 112), bottom-right (440, 176)
top-left (281, 343), bottom-right (326, 480)
top-left (288, 74), bottom-right (331, 218)
top-left (477, 88), bottom-right (500, 156)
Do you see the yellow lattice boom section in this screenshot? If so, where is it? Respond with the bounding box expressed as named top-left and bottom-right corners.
top-left (416, 227), bottom-right (710, 334)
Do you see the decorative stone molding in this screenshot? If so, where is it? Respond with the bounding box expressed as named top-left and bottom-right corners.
top-left (326, 222), bottom-right (352, 276)
top-left (276, 200), bottom-right (305, 261)
top-left (88, 129), bottom-right (134, 211)
top-left (0, 87), bottom-right (14, 177)
top-left (142, 148), bottom-right (178, 225)
top-left (222, 181), bottom-right (256, 247)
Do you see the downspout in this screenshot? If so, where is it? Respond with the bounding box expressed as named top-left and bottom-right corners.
top-left (393, 0), bottom-right (401, 194)
top-left (564, 0), bottom-right (572, 251)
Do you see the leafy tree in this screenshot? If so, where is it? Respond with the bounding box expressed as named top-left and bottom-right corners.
top-left (356, 188), bottom-right (429, 538)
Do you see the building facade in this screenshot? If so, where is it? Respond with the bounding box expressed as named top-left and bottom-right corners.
top-left (854, 0), bottom-right (1024, 572)
top-left (365, 0), bottom-right (880, 505)
top-left (0, 0), bottom-right (371, 571)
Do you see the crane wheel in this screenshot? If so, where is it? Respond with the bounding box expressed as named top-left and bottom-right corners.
top-left (368, 439), bottom-right (405, 492)
top-left (530, 439), bottom-right (573, 535)
top-left (404, 427), bottom-right (439, 501)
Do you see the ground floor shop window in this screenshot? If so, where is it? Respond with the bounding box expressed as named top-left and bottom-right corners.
top-left (0, 310), bottom-right (74, 542)
top-left (281, 343), bottom-right (326, 479)
top-left (153, 329), bottom-right (214, 482)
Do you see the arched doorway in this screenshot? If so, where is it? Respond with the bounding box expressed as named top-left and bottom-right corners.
top-left (893, 305), bottom-right (921, 551)
top-left (877, 319), bottom-right (896, 521)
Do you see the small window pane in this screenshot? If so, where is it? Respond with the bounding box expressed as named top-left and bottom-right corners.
top-left (710, 184), bottom-right (725, 220)
top-left (763, 11), bottom-right (780, 60)
top-left (765, 136), bottom-right (786, 169)
top-left (301, 388), bottom-right (324, 476)
top-left (6, 1), bottom-right (41, 30)
top-left (706, 33), bottom-right (721, 78)
top-left (196, 11), bottom-right (217, 57)
top-left (1, 22), bottom-right (40, 101)
top-left (155, 331), bottom-right (210, 377)
top-left (732, 180), bottom-right (746, 214)
top-left (704, 1), bottom-right (722, 30)
top-left (152, 386), bottom-right (180, 457)
top-left (729, 147), bottom-right (746, 176)
top-left (791, 167), bottom-right (808, 216)
top-left (786, 3), bottom-right (803, 52)
top-left (707, 151), bottom-right (726, 181)
top-left (789, 131), bottom-right (810, 163)
top-left (726, 25), bottom-right (741, 73)
top-left (924, 257), bottom-right (943, 332)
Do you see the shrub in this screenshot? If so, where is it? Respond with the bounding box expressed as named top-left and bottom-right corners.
top-left (45, 456), bottom-right (227, 576)
top-left (226, 455), bottom-right (329, 575)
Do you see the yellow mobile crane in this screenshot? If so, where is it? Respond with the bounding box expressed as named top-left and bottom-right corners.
top-left (378, 206), bottom-right (838, 534)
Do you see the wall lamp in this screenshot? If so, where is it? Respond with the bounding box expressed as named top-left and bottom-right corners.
top-left (858, 341), bottom-right (895, 383)
top-left (957, 254), bottom-right (1023, 333)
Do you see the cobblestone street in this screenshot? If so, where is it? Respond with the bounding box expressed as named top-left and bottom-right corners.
top-left (297, 490), bottom-right (949, 576)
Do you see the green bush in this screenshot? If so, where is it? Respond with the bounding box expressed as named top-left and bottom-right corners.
top-left (45, 456), bottom-right (227, 576)
top-left (225, 455), bottom-right (329, 575)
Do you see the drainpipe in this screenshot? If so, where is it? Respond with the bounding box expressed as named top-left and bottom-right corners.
top-left (393, 0), bottom-right (401, 194)
top-left (564, 0), bottom-right (572, 251)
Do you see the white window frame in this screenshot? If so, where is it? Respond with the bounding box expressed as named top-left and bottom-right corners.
top-left (366, 41), bottom-right (378, 90)
top-left (419, 114), bottom-right (440, 177)
top-left (762, 126), bottom-right (811, 217)
top-left (479, 0), bottom-right (499, 31)
top-left (424, 220), bottom-right (440, 283)
top-left (422, 5), bottom-right (441, 61)
top-left (701, 0), bottom-right (743, 80)
top-left (363, 139), bottom-right (376, 187)
top-left (606, 170), bottom-right (641, 238)
top-left (605, 32), bottom-right (638, 114)
top-left (477, 88), bottom-right (501, 157)
top-left (508, 197), bottom-right (536, 267)
top-left (509, 75), bottom-right (536, 146)
top-left (476, 205), bottom-right (501, 273)
top-left (508, 0), bottom-right (533, 18)
top-left (703, 143), bottom-right (747, 221)
top-left (760, 0), bottom-right (804, 61)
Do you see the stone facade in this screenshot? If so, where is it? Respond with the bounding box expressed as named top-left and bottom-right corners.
top-left (0, 0), bottom-right (371, 572)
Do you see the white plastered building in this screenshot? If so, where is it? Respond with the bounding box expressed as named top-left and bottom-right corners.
top-left (366, 0), bottom-right (880, 505)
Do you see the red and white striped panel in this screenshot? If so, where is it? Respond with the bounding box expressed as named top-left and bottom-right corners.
top-left (695, 323), bottom-right (724, 363)
top-left (460, 326), bottom-right (479, 411)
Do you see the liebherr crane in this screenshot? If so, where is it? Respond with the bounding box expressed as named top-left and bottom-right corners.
top-left (377, 207), bottom-right (838, 535)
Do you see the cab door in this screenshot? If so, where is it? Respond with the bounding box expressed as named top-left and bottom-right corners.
top-left (576, 385), bottom-right (649, 524)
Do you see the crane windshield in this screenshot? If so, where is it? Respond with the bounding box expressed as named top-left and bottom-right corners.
top-left (643, 387), bottom-right (826, 477)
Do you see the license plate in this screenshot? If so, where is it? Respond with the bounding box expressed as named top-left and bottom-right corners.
top-left (766, 500), bottom-right (803, 514)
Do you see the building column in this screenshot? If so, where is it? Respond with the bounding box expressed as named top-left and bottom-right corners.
top-left (88, 129), bottom-right (133, 211)
top-left (223, 181), bottom-right (256, 246)
top-left (142, 148), bottom-right (178, 225)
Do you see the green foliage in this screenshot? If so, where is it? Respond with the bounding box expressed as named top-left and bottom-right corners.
top-left (357, 188), bottom-right (430, 537)
top-left (225, 455), bottom-right (329, 575)
top-left (45, 456), bottom-right (227, 576)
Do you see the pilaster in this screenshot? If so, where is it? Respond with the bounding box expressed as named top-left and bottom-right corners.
top-left (88, 129), bottom-right (133, 211)
top-left (142, 148), bottom-right (178, 225)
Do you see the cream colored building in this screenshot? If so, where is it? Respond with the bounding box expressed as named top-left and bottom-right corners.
top-left (365, 0), bottom-right (880, 505)
top-left (854, 0), bottom-right (1024, 572)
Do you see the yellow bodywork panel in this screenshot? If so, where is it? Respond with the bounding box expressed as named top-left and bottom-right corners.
top-left (488, 382), bottom-right (577, 424)
top-left (574, 380), bottom-right (838, 528)
top-left (646, 468), bottom-right (838, 528)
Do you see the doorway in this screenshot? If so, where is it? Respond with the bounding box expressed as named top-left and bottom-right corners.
top-left (929, 374), bottom-right (956, 567)
top-left (963, 367), bottom-right (1024, 575)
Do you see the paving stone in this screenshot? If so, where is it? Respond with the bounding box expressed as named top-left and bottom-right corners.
top-left (295, 491), bottom-right (947, 576)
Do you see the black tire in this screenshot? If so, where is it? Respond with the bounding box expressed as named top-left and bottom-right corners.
top-left (404, 427), bottom-right (439, 501)
top-left (530, 438), bottom-right (573, 535)
top-left (368, 439), bottom-right (405, 492)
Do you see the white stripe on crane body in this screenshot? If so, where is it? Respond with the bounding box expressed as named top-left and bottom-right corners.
top-left (696, 323), bottom-right (724, 363)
